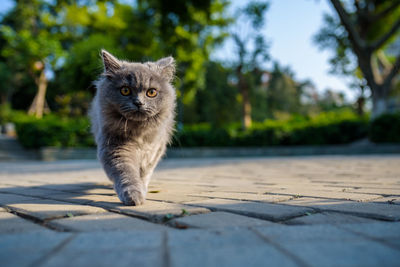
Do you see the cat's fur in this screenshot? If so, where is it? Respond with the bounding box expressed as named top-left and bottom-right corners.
top-left (89, 50), bottom-right (176, 205)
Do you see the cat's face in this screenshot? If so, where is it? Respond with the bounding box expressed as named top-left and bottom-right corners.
top-left (97, 50), bottom-right (176, 122)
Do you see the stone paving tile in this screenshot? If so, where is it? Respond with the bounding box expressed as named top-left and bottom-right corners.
top-left (41, 231), bottom-right (164, 267)
top-left (148, 183), bottom-right (219, 194)
top-left (5, 199), bottom-right (106, 220)
top-left (184, 185), bottom-right (269, 194)
top-left (48, 212), bottom-right (168, 232)
top-left (338, 222), bottom-right (400, 249)
top-left (0, 180), bottom-right (44, 187)
top-left (52, 184), bottom-right (117, 196)
top-left (167, 228), bottom-right (298, 267)
top-left (254, 223), bottom-right (361, 241)
top-left (267, 188), bottom-right (383, 202)
top-left (170, 211), bottom-right (275, 229)
top-left (343, 188), bottom-right (400, 196)
top-left (0, 211), bottom-right (49, 233)
top-left (372, 197), bottom-right (400, 205)
top-left (76, 194), bottom-right (121, 206)
top-left (44, 192), bottom-right (97, 205)
top-left (76, 187), bottom-right (115, 195)
top-left (38, 183), bottom-right (97, 193)
top-left (0, 192), bottom-right (42, 206)
top-left (280, 197), bottom-right (400, 221)
top-left (253, 224), bottom-right (400, 267)
top-left (285, 212), bottom-right (377, 225)
top-left (186, 198), bottom-right (313, 221)
top-left (189, 191), bottom-right (292, 203)
top-left (0, 186), bottom-right (68, 198)
top-left (276, 236), bottom-right (400, 267)
top-left (316, 181), bottom-right (392, 187)
top-left (146, 191), bottom-right (208, 203)
top-left (112, 200), bottom-right (210, 222)
top-left (0, 231), bottom-right (72, 267)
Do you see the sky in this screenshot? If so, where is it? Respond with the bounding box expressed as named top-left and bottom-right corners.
top-left (0, 0), bottom-right (355, 100)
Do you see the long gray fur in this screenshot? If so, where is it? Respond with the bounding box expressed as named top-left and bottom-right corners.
top-left (89, 50), bottom-right (176, 205)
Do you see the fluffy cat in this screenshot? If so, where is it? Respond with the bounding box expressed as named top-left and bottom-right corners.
top-left (89, 50), bottom-right (176, 206)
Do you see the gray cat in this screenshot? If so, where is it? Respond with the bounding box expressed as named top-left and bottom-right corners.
top-left (89, 50), bottom-right (176, 205)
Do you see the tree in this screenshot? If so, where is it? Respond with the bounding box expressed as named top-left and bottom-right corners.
top-left (265, 63), bottom-right (309, 117)
top-left (193, 62), bottom-right (240, 126)
top-left (1, 0), bottom-right (231, 121)
top-left (314, 0), bottom-right (400, 117)
top-left (0, 0), bottom-right (65, 118)
top-left (231, 1), bottom-right (270, 129)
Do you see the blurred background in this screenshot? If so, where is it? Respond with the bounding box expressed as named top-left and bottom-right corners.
top-left (0, 0), bottom-right (399, 151)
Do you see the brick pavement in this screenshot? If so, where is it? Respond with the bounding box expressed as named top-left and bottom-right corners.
top-left (0, 155), bottom-right (400, 266)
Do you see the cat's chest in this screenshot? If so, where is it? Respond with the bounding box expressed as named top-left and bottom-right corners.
top-left (126, 129), bottom-right (166, 154)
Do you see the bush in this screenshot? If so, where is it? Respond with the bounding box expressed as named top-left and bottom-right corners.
top-left (13, 113), bottom-right (94, 149)
top-left (284, 120), bottom-right (368, 145)
top-left (11, 109), bottom-right (377, 149)
top-left (369, 113), bottom-right (400, 143)
top-left (172, 110), bottom-right (369, 147)
top-left (173, 124), bottom-right (232, 147)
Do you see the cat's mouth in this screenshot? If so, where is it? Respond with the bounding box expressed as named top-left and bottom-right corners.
top-left (122, 109), bottom-right (154, 122)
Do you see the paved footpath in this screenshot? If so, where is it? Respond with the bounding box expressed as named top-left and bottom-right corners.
top-left (1, 155), bottom-right (400, 267)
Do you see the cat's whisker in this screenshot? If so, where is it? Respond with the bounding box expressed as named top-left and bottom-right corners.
top-left (124, 118), bottom-right (128, 138)
top-left (117, 116), bottom-right (124, 127)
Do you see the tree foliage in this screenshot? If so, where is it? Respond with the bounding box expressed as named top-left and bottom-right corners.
top-left (0, 0), bottom-right (65, 117)
top-left (0, 0), bottom-right (364, 130)
top-left (0, 0), bottom-right (231, 120)
top-left (314, 0), bottom-right (400, 117)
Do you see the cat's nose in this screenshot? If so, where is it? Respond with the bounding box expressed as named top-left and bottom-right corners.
top-left (133, 99), bottom-right (143, 107)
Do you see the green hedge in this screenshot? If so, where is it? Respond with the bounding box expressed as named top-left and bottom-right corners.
top-left (172, 111), bottom-right (369, 147)
top-left (369, 113), bottom-right (400, 143)
top-left (12, 110), bottom-right (400, 149)
top-left (13, 113), bottom-right (94, 149)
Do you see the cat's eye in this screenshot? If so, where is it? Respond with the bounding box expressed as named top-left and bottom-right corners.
top-left (146, 88), bottom-right (157, 98)
top-left (120, 87), bottom-right (131, 96)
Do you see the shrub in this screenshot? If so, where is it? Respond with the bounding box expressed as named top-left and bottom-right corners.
top-left (14, 114), bottom-right (94, 149)
top-left (171, 110), bottom-right (369, 147)
top-left (369, 113), bottom-right (400, 143)
top-left (172, 124), bottom-right (232, 147)
top-left (285, 120), bottom-right (368, 145)
top-left (12, 109), bottom-right (376, 149)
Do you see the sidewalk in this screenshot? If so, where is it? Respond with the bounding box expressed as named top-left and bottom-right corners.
top-left (1, 155), bottom-right (400, 266)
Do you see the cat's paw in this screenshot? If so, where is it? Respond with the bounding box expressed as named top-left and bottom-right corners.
top-left (117, 186), bottom-right (146, 206)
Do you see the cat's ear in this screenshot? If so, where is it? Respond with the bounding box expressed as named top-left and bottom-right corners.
top-left (156, 56), bottom-right (175, 82)
top-left (101, 49), bottom-right (121, 73)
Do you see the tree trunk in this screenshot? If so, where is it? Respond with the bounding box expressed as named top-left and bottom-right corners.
top-left (371, 85), bottom-right (390, 118)
top-left (358, 53), bottom-right (394, 118)
top-left (236, 66), bottom-right (252, 130)
top-left (356, 97), bottom-right (365, 116)
top-left (372, 98), bottom-right (388, 118)
top-left (241, 84), bottom-right (252, 129)
top-left (28, 70), bottom-right (48, 118)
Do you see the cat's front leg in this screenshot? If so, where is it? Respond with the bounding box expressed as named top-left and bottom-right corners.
top-left (99, 148), bottom-right (147, 206)
top-left (114, 178), bottom-right (146, 206)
